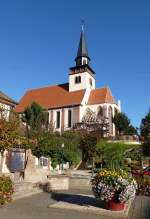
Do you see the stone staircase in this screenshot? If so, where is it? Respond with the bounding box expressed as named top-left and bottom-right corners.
top-left (13, 182), bottom-right (43, 200)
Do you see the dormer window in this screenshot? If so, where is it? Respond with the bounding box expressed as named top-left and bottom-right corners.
top-left (75, 76), bottom-right (81, 84)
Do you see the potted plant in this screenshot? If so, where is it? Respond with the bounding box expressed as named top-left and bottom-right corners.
top-left (91, 169), bottom-right (137, 211)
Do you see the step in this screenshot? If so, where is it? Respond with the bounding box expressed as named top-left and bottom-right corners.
top-left (13, 188), bottom-right (43, 200)
top-left (14, 182), bottom-right (34, 192)
top-left (13, 182), bottom-right (43, 200)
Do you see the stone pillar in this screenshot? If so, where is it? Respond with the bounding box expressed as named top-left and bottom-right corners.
top-left (1, 150), bottom-right (10, 173)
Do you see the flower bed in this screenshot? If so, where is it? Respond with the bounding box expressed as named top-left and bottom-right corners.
top-left (91, 169), bottom-right (137, 210)
top-left (134, 175), bottom-right (150, 196)
top-left (0, 175), bottom-right (14, 206)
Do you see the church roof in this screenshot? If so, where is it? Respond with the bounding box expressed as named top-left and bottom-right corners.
top-left (75, 29), bottom-right (90, 60)
top-left (0, 91), bottom-right (17, 106)
top-left (15, 83), bottom-right (86, 113)
top-left (88, 87), bottom-right (116, 105)
top-left (15, 84), bottom-right (116, 113)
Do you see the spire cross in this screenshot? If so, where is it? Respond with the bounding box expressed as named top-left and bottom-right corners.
top-left (81, 19), bottom-right (85, 31)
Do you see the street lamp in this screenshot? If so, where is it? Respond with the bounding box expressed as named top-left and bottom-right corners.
top-left (61, 143), bottom-right (64, 173)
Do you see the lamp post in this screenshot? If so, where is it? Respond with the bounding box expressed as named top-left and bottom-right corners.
top-left (61, 143), bottom-right (64, 173)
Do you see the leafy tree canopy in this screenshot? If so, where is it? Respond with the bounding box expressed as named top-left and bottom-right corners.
top-left (79, 132), bottom-right (97, 163)
top-left (140, 109), bottom-right (150, 156)
top-left (113, 112), bottom-right (137, 135)
top-left (32, 131), bottom-right (81, 166)
top-left (0, 109), bottom-right (25, 152)
top-left (23, 102), bottom-right (48, 139)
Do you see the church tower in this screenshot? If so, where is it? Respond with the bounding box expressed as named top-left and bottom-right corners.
top-left (69, 27), bottom-right (95, 92)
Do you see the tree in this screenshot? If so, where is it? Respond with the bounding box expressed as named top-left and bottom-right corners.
top-left (79, 132), bottom-right (97, 168)
top-left (96, 140), bottom-right (133, 170)
top-left (140, 109), bottom-right (150, 156)
top-left (125, 125), bottom-right (138, 135)
top-left (113, 112), bottom-right (137, 135)
top-left (0, 109), bottom-right (23, 152)
top-left (32, 131), bottom-right (82, 167)
top-left (22, 102), bottom-right (48, 139)
top-left (75, 108), bottom-right (110, 137)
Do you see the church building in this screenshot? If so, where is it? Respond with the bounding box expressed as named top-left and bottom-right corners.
top-left (15, 28), bottom-right (121, 136)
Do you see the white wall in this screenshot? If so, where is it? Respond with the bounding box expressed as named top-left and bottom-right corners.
top-left (47, 100), bottom-right (120, 136)
top-left (69, 72), bottom-right (95, 92)
top-left (49, 107), bottom-right (79, 132)
top-left (0, 103), bottom-right (12, 120)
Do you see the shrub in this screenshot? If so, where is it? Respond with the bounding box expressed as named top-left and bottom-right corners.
top-left (134, 175), bottom-right (150, 196)
top-left (0, 175), bottom-right (14, 206)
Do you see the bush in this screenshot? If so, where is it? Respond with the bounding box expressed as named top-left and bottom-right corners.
top-left (134, 175), bottom-right (150, 196)
top-left (0, 176), bottom-right (14, 206)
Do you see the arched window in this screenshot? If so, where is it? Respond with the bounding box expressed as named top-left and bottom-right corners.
top-left (97, 106), bottom-right (103, 118)
top-left (108, 106), bottom-right (113, 134)
top-left (83, 59), bottom-right (87, 65)
top-left (75, 76), bottom-right (81, 84)
top-left (108, 106), bottom-right (113, 120)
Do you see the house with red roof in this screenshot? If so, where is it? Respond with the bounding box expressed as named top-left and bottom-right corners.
top-left (15, 28), bottom-right (120, 136)
top-left (0, 91), bottom-right (17, 119)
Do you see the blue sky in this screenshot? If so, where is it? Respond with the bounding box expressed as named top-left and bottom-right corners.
top-left (0, 0), bottom-right (150, 128)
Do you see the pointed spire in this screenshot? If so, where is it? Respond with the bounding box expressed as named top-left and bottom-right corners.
top-left (75, 23), bottom-right (90, 66)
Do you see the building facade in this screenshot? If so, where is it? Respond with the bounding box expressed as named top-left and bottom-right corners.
top-left (15, 29), bottom-right (121, 136)
top-left (0, 91), bottom-right (17, 120)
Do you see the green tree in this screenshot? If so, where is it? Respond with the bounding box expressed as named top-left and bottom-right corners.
top-left (96, 140), bottom-right (133, 170)
top-left (140, 109), bottom-right (150, 156)
top-left (23, 102), bottom-right (48, 139)
top-left (113, 112), bottom-right (137, 135)
top-left (32, 131), bottom-right (81, 167)
top-left (79, 132), bottom-right (97, 168)
top-left (125, 125), bottom-right (138, 135)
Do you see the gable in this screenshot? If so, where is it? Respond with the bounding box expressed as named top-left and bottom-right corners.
top-left (88, 87), bottom-right (116, 105)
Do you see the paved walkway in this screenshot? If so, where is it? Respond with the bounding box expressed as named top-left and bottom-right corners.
top-left (0, 191), bottom-right (149, 219)
top-left (129, 196), bottom-right (150, 219)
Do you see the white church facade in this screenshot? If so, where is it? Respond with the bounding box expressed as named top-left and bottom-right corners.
top-left (16, 29), bottom-right (121, 136)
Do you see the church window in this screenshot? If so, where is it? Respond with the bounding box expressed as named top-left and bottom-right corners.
top-left (108, 106), bottom-right (113, 120)
top-left (68, 110), bottom-right (72, 128)
top-left (83, 59), bottom-right (87, 65)
top-left (40, 157), bottom-right (48, 167)
top-left (97, 106), bottom-right (103, 118)
top-left (56, 111), bottom-right (60, 128)
top-left (108, 106), bottom-right (113, 134)
top-left (75, 76), bottom-right (81, 84)
top-left (89, 78), bottom-right (93, 87)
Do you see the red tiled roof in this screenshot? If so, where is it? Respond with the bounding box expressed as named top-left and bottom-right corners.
top-left (15, 83), bottom-right (85, 113)
top-left (88, 87), bottom-right (116, 105)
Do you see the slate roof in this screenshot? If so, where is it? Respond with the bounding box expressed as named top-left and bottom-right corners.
top-left (75, 30), bottom-right (90, 60)
top-left (0, 91), bottom-right (17, 106)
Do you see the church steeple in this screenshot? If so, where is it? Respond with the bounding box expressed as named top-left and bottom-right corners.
top-left (69, 26), bottom-right (95, 92)
top-left (75, 26), bottom-right (90, 66)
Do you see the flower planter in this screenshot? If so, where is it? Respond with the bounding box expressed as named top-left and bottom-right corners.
top-left (106, 200), bottom-right (125, 211)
